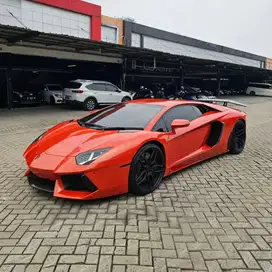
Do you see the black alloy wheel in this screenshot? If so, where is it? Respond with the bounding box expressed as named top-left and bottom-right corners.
top-left (229, 120), bottom-right (246, 154)
top-left (250, 91), bottom-right (255, 96)
top-left (129, 143), bottom-right (165, 195)
top-left (84, 98), bottom-right (96, 111)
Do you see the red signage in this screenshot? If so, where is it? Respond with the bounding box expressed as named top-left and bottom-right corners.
top-left (30, 0), bottom-right (101, 41)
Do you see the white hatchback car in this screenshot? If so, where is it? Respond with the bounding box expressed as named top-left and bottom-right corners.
top-left (63, 80), bottom-right (133, 111)
top-left (42, 84), bottom-right (64, 104)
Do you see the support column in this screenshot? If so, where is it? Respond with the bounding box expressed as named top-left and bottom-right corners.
top-left (243, 73), bottom-right (247, 91)
top-left (216, 71), bottom-right (221, 96)
top-left (6, 56), bottom-right (13, 109)
top-left (122, 58), bottom-right (127, 91)
top-left (180, 66), bottom-right (184, 87)
top-left (140, 35), bottom-right (144, 48)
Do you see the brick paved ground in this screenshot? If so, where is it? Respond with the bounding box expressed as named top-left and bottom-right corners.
top-left (1, 96), bottom-right (272, 272)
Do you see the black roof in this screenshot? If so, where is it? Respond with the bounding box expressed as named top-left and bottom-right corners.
top-left (0, 24), bottom-right (271, 78)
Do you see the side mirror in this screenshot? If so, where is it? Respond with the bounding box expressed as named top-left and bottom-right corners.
top-left (171, 119), bottom-right (190, 133)
top-left (116, 89), bottom-right (121, 92)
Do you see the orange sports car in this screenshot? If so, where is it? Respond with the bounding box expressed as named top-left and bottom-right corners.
top-left (24, 99), bottom-right (246, 200)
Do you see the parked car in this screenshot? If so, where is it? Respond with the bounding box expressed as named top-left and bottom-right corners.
top-left (24, 99), bottom-right (246, 200)
top-left (13, 90), bottom-right (41, 107)
top-left (246, 82), bottom-right (272, 97)
top-left (42, 84), bottom-right (64, 104)
top-left (63, 79), bottom-right (133, 111)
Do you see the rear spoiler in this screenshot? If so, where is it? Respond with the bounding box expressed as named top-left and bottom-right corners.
top-left (196, 98), bottom-right (247, 107)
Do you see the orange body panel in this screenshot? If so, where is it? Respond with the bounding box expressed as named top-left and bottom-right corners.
top-left (24, 99), bottom-right (246, 200)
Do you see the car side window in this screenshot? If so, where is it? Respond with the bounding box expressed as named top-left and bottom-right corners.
top-left (86, 84), bottom-right (106, 91)
top-left (105, 84), bottom-right (118, 92)
top-left (152, 118), bottom-right (168, 132)
top-left (162, 105), bottom-right (203, 131)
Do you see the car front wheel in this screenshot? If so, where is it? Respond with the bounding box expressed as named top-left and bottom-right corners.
top-left (122, 96), bottom-right (131, 102)
top-left (129, 143), bottom-right (165, 196)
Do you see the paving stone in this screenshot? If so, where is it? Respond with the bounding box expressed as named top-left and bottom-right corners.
top-left (31, 246), bottom-right (50, 264)
top-left (190, 251), bottom-right (206, 270)
top-left (113, 255), bottom-right (138, 265)
top-left (218, 259), bottom-right (246, 269)
top-left (86, 254), bottom-right (99, 264)
top-left (234, 242), bottom-right (259, 250)
top-left (240, 251), bottom-right (260, 269)
top-left (140, 248), bottom-right (152, 266)
top-left (112, 265), bottom-right (126, 272)
top-left (127, 265), bottom-right (154, 272)
top-left (59, 255), bottom-right (86, 264)
top-left (127, 240), bottom-right (139, 255)
top-left (153, 258), bottom-right (167, 272)
top-left (4, 254), bottom-right (33, 264)
top-left (252, 251), bottom-right (272, 260)
top-left (166, 258), bottom-right (193, 269)
top-left (98, 255), bottom-right (112, 272)
top-left (69, 265), bottom-right (97, 272)
top-left (202, 250), bottom-right (228, 260)
top-left (152, 249), bottom-right (177, 258)
top-left (206, 260), bottom-right (222, 272)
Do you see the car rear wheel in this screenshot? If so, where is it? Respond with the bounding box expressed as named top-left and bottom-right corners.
top-left (250, 91), bottom-right (255, 96)
top-left (228, 120), bottom-right (246, 154)
top-left (84, 98), bottom-right (96, 111)
top-left (122, 96), bottom-right (131, 102)
top-left (129, 143), bottom-right (165, 195)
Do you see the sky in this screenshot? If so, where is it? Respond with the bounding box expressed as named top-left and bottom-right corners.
top-left (85, 0), bottom-right (271, 58)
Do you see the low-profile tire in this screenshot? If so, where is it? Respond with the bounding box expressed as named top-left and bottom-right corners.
top-left (250, 91), bottom-right (255, 96)
top-left (50, 96), bottom-right (55, 105)
top-left (84, 97), bottom-right (97, 111)
top-left (228, 120), bottom-right (246, 154)
top-left (122, 96), bottom-right (131, 102)
top-left (129, 143), bottom-right (165, 196)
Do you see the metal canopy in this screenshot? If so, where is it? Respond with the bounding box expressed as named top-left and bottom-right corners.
top-left (0, 24), bottom-right (271, 77)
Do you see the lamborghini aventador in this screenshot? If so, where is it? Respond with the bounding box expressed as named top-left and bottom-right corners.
top-left (24, 99), bottom-right (246, 200)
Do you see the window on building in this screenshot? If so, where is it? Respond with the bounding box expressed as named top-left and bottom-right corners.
top-left (102, 25), bottom-right (117, 43)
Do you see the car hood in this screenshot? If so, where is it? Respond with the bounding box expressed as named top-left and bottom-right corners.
top-left (49, 90), bottom-right (63, 95)
top-left (30, 121), bottom-right (145, 157)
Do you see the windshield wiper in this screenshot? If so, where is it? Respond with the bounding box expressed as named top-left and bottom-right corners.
top-left (78, 121), bottom-right (143, 131)
top-left (77, 121), bottom-right (105, 129)
top-left (102, 127), bottom-right (144, 131)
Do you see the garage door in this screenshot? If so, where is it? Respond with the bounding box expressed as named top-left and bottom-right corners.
top-left (102, 25), bottom-right (117, 44)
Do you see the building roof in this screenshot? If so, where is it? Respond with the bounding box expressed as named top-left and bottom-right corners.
top-left (0, 24), bottom-right (271, 79)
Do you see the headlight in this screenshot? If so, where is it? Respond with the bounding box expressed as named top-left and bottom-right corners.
top-left (76, 148), bottom-right (111, 165)
top-left (32, 131), bottom-right (46, 144)
top-left (55, 94), bottom-right (63, 98)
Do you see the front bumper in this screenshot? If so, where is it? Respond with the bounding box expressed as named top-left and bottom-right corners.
top-left (25, 153), bottom-right (130, 200)
top-left (54, 96), bottom-right (64, 104)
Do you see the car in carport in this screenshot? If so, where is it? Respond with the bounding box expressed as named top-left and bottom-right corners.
top-left (13, 89), bottom-right (42, 107)
top-left (42, 84), bottom-right (64, 105)
top-left (63, 79), bottom-right (133, 111)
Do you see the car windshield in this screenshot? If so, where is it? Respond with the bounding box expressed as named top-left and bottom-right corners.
top-left (79, 103), bottom-right (165, 130)
top-left (47, 85), bottom-right (63, 91)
